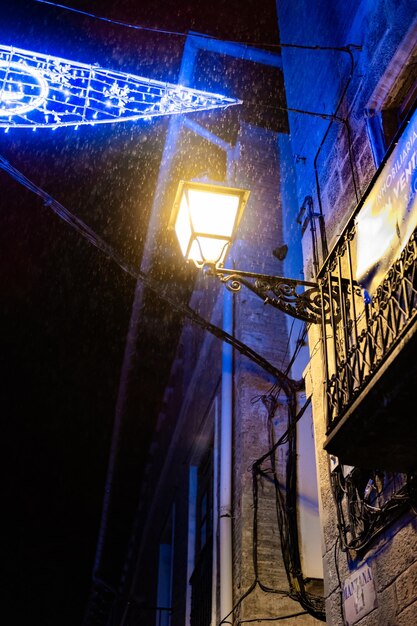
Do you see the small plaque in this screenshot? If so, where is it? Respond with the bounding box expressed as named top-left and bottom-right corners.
top-left (342, 563), bottom-right (377, 625)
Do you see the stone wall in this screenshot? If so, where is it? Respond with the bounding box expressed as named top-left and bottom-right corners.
top-left (230, 124), bottom-right (321, 625)
top-left (131, 117), bottom-right (323, 626)
top-left (277, 1), bottom-right (417, 624)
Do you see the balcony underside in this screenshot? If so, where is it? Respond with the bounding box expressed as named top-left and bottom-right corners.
top-left (324, 318), bottom-right (417, 472)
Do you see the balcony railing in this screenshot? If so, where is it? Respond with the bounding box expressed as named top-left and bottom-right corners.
top-left (317, 99), bottom-right (417, 468)
top-left (319, 223), bottom-right (417, 434)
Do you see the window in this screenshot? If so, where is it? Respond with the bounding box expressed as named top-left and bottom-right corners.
top-left (296, 399), bottom-right (323, 582)
top-left (367, 27), bottom-right (417, 165)
top-left (196, 450), bottom-right (213, 556)
top-left (189, 448), bottom-right (213, 626)
top-left (156, 509), bottom-right (174, 626)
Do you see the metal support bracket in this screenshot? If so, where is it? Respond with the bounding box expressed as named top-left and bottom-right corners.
top-left (203, 264), bottom-right (339, 324)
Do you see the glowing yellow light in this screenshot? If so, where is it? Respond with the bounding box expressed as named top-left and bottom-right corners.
top-left (170, 181), bottom-right (250, 267)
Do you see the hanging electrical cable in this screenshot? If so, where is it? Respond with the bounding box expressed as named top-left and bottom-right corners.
top-left (30, 0), bottom-right (363, 272)
top-left (0, 153), bottom-right (298, 389)
top-left (253, 395), bottom-right (326, 622)
top-left (218, 324), bottom-right (325, 625)
top-left (245, 320), bottom-right (325, 621)
top-left (330, 464), bottom-right (417, 556)
top-left (33, 0), bottom-right (361, 55)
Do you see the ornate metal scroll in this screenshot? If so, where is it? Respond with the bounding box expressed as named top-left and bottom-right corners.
top-left (204, 265), bottom-right (339, 324)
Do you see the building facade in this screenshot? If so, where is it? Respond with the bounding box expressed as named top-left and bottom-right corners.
top-left (93, 2), bottom-right (417, 625)
top-left (276, 1), bottom-right (417, 625)
top-left (117, 30), bottom-right (324, 626)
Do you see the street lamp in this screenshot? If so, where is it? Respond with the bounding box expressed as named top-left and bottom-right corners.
top-left (169, 180), bottom-right (250, 267)
top-left (170, 180), bottom-right (337, 324)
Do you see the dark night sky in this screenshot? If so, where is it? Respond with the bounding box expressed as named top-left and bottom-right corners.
top-left (0, 1), bottom-right (279, 625)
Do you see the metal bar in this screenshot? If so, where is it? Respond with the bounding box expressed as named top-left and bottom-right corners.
top-left (346, 236), bottom-right (359, 347)
top-left (337, 253), bottom-right (352, 405)
top-left (364, 296), bottom-right (374, 376)
top-left (400, 258), bottom-right (410, 320)
top-left (328, 268), bottom-right (340, 422)
top-left (346, 235), bottom-right (361, 392)
top-left (216, 266), bottom-right (317, 287)
top-left (320, 277), bottom-right (331, 430)
top-left (210, 265), bottom-right (329, 324)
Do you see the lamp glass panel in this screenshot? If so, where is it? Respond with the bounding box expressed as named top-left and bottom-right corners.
top-left (188, 236), bottom-right (229, 265)
top-left (174, 194), bottom-right (193, 257)
top-left (187, 189), bottom-right (240, 238)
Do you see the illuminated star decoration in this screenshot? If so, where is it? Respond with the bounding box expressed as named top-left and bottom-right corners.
top-left (0, 44), bottom-right (240, 130)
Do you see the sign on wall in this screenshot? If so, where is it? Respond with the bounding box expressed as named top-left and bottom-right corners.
top-left (355, 106), bottom-right (417, 294)
top-left (342, 563), bottom-right (377, 625)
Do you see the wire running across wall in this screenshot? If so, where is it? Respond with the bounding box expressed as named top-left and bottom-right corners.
top-left (253, 394), bottom-right (326, 622)
top-left (218, 323), bottom-right (326, 625)
top-left (330, 464), bottom-right (417, 556)
top-left (252, 323), bottom-right (324, 621)
top-left (0, 153), bottom-right (298, 390)
top-left (217, 396), bottom-right (326, 626)
top-left (33, 0), bottom-right (361, 54)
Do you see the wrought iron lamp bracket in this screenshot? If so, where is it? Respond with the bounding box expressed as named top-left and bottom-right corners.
top-left (202, 264), bottom-right (338, 324)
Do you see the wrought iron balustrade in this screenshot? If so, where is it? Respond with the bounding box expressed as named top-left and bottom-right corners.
top-left (319, 222), bottom-right (417, 433)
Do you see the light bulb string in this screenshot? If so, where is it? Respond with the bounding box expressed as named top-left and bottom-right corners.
top-left (0, 152), bottom-right (296, 390)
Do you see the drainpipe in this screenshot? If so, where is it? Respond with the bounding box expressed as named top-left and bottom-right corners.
top-left (219, 285), bottom-right (234, 625)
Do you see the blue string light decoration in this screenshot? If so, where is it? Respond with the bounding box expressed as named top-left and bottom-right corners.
top-left (0, 44), bottom-right (240, 130)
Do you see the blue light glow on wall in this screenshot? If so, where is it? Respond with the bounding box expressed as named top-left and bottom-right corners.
top-left (0, 44), bottom-right (240, 129)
